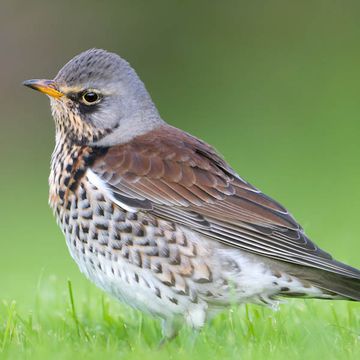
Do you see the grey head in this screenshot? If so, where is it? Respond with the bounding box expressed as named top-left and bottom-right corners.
top-left (24, 48), bottom-right (164, 146)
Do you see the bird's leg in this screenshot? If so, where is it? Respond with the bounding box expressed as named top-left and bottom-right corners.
top-left (158, 318), bottom-right (182, 348)
top-left (186, 328), bottom-right (201, 349)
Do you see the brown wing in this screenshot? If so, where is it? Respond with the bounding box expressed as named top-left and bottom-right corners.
top-left (91, 125), bottom-right (360, 279)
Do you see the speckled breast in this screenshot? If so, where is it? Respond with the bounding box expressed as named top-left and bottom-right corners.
top-left (48, 139), bottom-right (216, 318)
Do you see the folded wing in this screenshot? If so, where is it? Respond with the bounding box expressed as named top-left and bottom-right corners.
top-left (91, 125), bottom-right (360, 279)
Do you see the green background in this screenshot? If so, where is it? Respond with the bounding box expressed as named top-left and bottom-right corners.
top-left (0, 0), bottom-right (360, 358)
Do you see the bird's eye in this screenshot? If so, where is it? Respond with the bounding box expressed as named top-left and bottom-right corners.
top-left (81, 91), bottom-right (101, 105)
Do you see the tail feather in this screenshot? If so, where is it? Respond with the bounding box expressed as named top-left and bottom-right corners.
top-left (269, 258), bottom-right (360, 301)
top-left (306, 271), bottom-right (360, 301)
top-left (289, 264), bottom-right (360, 301)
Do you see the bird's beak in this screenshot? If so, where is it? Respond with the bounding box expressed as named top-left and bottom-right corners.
top-left (22, 79), bottom-right (63, 99)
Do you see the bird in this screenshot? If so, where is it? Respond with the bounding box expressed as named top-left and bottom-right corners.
top-left (23, 48), bottom-right (360, 340)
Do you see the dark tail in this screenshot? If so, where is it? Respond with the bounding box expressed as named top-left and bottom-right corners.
top-left (274, 258), bottom-right (360, 301)
top-left (290, 261), bottom-right (360, 301)
top-left (308, 271), bottom-right (360, 301)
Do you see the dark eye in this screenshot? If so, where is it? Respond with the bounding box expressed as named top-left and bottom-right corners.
top-left (81, 91), bottom-right (101, 105)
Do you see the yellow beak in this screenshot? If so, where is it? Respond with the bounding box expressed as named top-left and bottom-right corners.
top-left (23, 79), bottom-right (63, 99)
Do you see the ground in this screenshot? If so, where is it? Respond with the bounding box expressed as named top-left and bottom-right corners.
top-left (0, 276), bottom-right (359, 360)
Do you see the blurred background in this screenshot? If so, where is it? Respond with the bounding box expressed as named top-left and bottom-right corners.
top-left (1, 0), bottom-right (360, 307)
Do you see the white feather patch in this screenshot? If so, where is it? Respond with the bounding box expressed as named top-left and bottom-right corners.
top-left (86, 169), bottom-right (137, 212)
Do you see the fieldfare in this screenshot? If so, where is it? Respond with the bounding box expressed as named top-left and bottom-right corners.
top-left (23, 49), bottom-right (360, 339)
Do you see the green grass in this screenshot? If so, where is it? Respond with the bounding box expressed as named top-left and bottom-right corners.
top-left (0, 277), bottom-right (359, 360)
top-left (2, 2), bottom-right (360, 358)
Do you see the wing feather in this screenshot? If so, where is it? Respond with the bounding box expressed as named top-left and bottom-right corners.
top-left (90, 125), bottom-right (360, 279)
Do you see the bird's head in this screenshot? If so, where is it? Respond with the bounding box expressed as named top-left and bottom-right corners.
top-left (23, 48), bottom-right (163, 146)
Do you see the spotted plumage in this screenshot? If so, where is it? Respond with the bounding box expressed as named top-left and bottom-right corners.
top-left (24, 48), bottom-right (360, 340)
